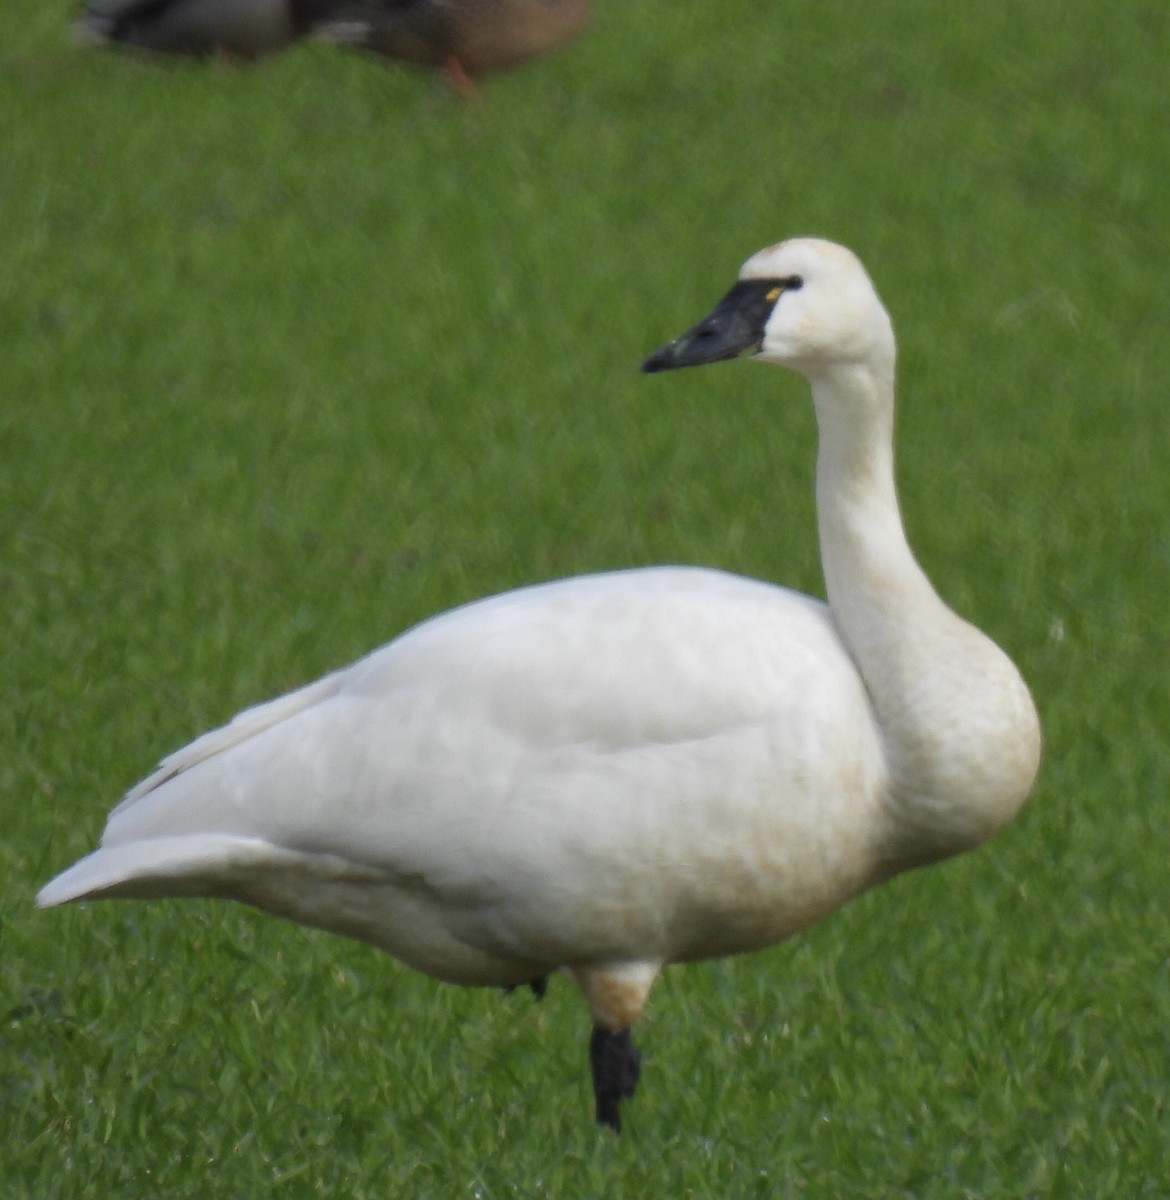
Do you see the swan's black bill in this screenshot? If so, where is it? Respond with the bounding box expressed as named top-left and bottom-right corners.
top-left (642, 277), bottom-right (788, 373)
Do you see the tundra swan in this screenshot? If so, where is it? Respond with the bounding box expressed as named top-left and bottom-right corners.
top-left (38, 238), bottom-right (1041, 1133)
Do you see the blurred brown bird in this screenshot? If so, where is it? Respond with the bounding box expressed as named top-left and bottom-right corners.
top-left (316, 0), bottom-right (590, 91)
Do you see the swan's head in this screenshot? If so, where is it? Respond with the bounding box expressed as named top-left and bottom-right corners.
top-left (642, 238), bottom-right (895, 380)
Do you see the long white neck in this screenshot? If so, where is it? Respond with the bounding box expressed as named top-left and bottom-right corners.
top-left (809, 360), bottom-right (1041, 873)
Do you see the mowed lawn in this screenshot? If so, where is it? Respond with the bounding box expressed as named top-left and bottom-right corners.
top-left (2, 0), bottom-right (1168, 1196)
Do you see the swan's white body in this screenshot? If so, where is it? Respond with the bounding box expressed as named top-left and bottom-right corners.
top-left (40, 567), bottom-right (887, 977)
top-left (38, 238), bottom-right (1041, 1128)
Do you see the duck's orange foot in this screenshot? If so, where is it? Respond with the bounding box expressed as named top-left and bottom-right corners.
top-left (444, 53), bottom-right (479, 97)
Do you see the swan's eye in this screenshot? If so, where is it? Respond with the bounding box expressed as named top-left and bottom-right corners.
top-left (782, 275), bottom-right (804, 291)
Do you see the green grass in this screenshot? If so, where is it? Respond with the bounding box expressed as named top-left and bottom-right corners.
top-left (3, 0), bottom-right (1169, 1195)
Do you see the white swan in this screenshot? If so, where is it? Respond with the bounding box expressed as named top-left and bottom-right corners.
top-left (37, 238), bottom-right (1041, 1133)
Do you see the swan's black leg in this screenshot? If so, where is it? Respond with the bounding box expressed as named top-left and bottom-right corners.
top-left (589, 1025), bottom-right (641, 1133)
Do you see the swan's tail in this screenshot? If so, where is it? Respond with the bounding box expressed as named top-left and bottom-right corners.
top-left (36, 836), bottom-right (305, 907)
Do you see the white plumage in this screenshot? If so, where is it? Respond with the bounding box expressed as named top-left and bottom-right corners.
top-left (38, 238), bottom-right (1041, 1132)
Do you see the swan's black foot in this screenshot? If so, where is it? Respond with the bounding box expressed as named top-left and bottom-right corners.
top-left (589, 1025), bottom-right (641, 1133)
top-left (502, 976), bottom-right (549, 1000)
